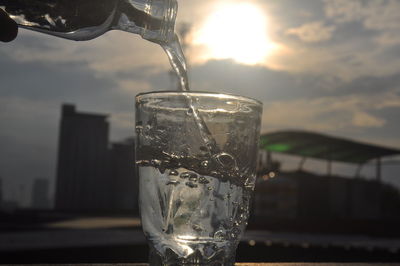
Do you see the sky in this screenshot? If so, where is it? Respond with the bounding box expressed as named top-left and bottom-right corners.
top-left (1, 0), bottom-right (400, 206)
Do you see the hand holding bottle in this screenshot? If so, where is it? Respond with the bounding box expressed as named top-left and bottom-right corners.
top-left (0, 9), bottom-right (18, 42)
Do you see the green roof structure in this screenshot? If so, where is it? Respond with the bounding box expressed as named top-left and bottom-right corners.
top-left (260, 130), bottom-right (400, 164)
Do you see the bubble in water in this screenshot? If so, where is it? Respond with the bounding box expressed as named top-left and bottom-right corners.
top-left (186, 108), bottom-right (193, 115)
top-left (180, 171), bottom-right (197, 179)
top-left (135, 121), bottom-right (143, 133)
top-left (203, 243), bottom-right (217, 257)
top-left (230, 227), bottom-right (241, 239)
top-left (200, 160), bottom-right (209, 168)
top-left (169, 170), bottom-right (179, 176)
top-left (207, 186), bottom-right (213, 191)
top-left (166, 180), bottom-right (180, 186)
top-left (136, 159), bottom-right (149, 166)
top-left (198, 176), bottom-right (210, 184)
top-left (215, 152), bottom-right (236, 169)
top-left (199, 146), bottom-right (208, 153)
top-left (214, 230), bottom-right (226, 240)
top-left (180, 172), bottom-right (191, 179)
top-left (199, 208), bottom-right (209, 217)
top-left (222, 219), bottom-right (233, 229)
top-left (192, 224), bottom-right (203, 232)
top-left (189, 175), bottom-right (198, 182)
top-left (151, 159), bottom-right (161, 166)
top-left (185, 181), bottom-right (198, 188)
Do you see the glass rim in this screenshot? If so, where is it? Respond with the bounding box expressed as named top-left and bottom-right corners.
top-left (136, 90), bottom-right (262, 106)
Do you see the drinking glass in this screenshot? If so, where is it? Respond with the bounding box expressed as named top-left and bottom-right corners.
top-left (135, 91), bottom-right (262, 265)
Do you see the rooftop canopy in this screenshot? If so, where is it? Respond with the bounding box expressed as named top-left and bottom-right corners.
top-left (260, 130), bottom-right (400, 164)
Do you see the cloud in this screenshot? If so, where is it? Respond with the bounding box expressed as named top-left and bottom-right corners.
top-left (4, 30), bottom-right (170, 75)
top-left (352, 111), bottom-right (385, 127)
top-left (274, 25), bottom-right (400, 80)
top-left (324, 0), bottom-right (364, 24)
top-left (337, 72), bottom-right (400, 96)
top-left (187, 59), bottom-right (348, 102)
top-left (324, 0), bottom-right (400, 31)
top-left (189, 58), bottom-right (400, 100)
top-left (375, 33), bottom-right (400, 46)
top-left (261, 90), bottom-right (400, 133)
top-left (286, 21), bottom-right (336, 42)
top-left (262, 0), bottom-right (400, 80)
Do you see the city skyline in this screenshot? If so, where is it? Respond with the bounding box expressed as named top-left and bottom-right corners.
top-left (55, 104), bottom-right (138, 212)
top-left (0, 104), bottom-right (138, 208)
top-left (1, 0), bottom-right (400, 205)
top-left (1, 102), bottom-right (398, 208)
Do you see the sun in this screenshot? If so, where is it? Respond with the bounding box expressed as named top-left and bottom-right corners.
top-left (193, 3), bottom-right (273, 65)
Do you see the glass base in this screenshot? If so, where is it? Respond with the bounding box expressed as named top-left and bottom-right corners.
top-left (148, 246), bottom-right (235, 266)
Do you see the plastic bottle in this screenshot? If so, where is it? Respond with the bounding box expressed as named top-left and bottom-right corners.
top-left (0, 0), bottom-right (177, 43)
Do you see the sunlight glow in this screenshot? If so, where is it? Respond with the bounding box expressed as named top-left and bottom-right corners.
top-left (194, 3), bottom-right (274, 65)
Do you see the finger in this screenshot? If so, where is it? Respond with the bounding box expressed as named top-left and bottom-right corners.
top-left (0, 9), bottom-right (18, 42)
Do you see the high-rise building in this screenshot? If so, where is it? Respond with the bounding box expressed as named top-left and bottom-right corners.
top-left (110, 138), bottom-right (138, 213)
top-left (0, 178), bottom-right (19, 211)
top-left (31, 178), bottom-right (51, 209)
top-left (0, 177), bottom-right (3, 204)
top-left (55, 104), bottom-right (110, 211)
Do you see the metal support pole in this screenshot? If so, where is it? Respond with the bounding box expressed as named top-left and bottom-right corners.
top-left (355, 164), bottom-right (363, 178)
top-left (266, 151), bottom-right (271, 170)
top-left (327, 159), bottom-right (332, 176)
top-left (326, 145), bottom-right (332, 176)
top-left (298, 157), bottom-right (306, 171)
top-left (257, 150), bottom-right (263, 170)
top-left (376, 157), bottom-right (381, 183)
top-left (376, 157), bottom-right (382, 217)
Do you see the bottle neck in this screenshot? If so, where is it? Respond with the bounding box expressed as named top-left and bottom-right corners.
top-left (113, 0), bottom-right (177, 43)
